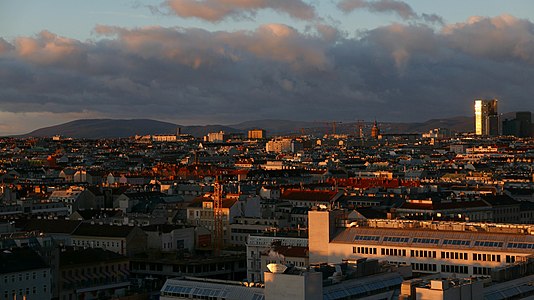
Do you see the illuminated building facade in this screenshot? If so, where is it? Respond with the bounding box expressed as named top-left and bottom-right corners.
top-left (309, 209), bottom-right (534, 278)
top-left (371, 120), bottom-right (380, 139)
top-left (474, 99), bottom-right (499, 136)
top-left (248, 129), bottom-right (266, 140)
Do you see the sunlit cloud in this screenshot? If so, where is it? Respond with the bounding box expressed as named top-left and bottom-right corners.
top-left (0, 14), bottom-right (532, 131)
top-left (154, 0), bottom-right (317, 22)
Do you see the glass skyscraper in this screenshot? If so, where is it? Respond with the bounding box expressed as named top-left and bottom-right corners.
top-left (474, 99), bottom-right (498, 136)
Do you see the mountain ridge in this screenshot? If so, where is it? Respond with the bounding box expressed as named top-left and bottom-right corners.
top-left (17, 115), bottom-right (515, 138)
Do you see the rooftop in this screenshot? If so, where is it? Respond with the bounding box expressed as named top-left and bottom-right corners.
top-left (72, 223), bottom-right (139, 238)
top-left (60, 247), bottom-right (127, 267)
top-left (0, 248), bottom-right (49, 274)
top-left (281, 189), bottom-right (340, 202)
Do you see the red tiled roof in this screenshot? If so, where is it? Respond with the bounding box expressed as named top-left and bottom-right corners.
top-left (327, 178), bottom-right (420, 189)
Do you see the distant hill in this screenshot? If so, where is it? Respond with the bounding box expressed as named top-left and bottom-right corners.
top-left (230, 119), bottom-right (324, 134)
top-left (23, 119), bottom-right (178, 139)
top-left (231, 117), bottom-right (475, 136)
top-left (22, 119), bottom-right (240, 139)
top-left (23, 114), bottom-right (521, 139)
top-left (180, 125), bottom-right (241, 137)
top-left (380, 116), bottom-right (474, 134)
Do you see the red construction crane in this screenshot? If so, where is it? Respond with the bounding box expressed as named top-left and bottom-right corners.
top-left (213, 177), bottom-right (224, 255)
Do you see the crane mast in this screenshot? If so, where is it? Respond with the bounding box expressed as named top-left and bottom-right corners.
top-left (213, 178), bottom-right (224, 255)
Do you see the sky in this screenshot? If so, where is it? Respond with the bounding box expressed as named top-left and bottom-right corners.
top-left (1, 0), bottom-right (534, 135)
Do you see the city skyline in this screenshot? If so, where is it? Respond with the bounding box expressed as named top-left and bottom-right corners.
top-left (1, 1), bottom-right (534, 135)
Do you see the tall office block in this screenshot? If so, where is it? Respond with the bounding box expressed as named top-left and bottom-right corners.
top-left (502, 111), bottom-right (532, 137)
top-left (248, 129), bottom-right (266, 140)
top-left (474, 99), bottom-right (499, 136)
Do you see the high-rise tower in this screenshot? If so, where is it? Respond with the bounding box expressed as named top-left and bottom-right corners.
top-left (474, 99), bottom-right (499, 136)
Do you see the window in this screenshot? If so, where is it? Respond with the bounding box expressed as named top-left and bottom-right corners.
top-left (473, 253), bottom-right (500, 262)
top-left (412, 238), bottom-right (439, 245)
top-left (383, 236), bottom-right (410, 243)
top-left (354, 235), bottom-right (380, 242)
top-left (473, 266), bottom-right (491, 275)
top-left (507, 242), bottom-right (534, 249)
top-left (441, 264), bottom-right (468, 274)
top-left (353, 246), bottom-right (377, 255)
top-left (474, 241), bottom-right (503, 248)
top-left (443, 239), bottom-right (470, 246)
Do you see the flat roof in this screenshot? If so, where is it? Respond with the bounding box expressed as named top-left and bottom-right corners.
top-left (331, 226), bottom-right (534, 253)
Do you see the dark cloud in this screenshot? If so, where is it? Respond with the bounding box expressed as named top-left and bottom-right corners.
top-left (338, 0), bottom-right (444, 25)
top-left (0, 15), bottom-right (533, 124)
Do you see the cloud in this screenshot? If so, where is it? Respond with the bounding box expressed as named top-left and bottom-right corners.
top-left (158, 0), bottom-right (317, 22)
top-left (0, 38), bottom-right (15, 54)
top-left (338, 0), bottom-right (415, 19)
top-left (13, 31), bottom-right (87, 67)
top-left (0, 14), bottom-right (533, 132)
top-left (91, 23), bottom-right (331, 70)
top-left (338, 0), bottom-right (444, 25)
top-left (442, 14), bottom-right (534, 64)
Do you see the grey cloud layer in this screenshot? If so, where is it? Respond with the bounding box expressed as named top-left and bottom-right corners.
top-left (338, 0), bottom-right (443, 24)
top-left (0, 15), bottom-right (533, 123)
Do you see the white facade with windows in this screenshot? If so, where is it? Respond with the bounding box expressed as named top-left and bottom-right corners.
top-left (309, 210), bottom-right (534, 278)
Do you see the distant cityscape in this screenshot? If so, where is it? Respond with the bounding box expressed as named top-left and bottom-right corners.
top-left (1, 99), bottom-right (533, 300)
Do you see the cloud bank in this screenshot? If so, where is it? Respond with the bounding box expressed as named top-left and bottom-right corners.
top-left (0, 15), bottom-right (533, 128)
top-left (157, 0), bottom-right (317, 22)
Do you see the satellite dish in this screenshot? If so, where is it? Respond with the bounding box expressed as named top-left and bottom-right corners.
top-left (267, 263), bottom-right (287, 274)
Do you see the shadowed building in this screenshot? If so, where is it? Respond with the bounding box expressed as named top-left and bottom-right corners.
top-left (502, 111), bottom-right (532, 137)
top-left (0, 248), bottom-right (51, 300)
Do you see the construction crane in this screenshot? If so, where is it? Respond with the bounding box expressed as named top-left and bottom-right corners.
top-left (356, 120), bottom-right (365, 139)
top-left (213, 177), bottom-right (224, 255)
top-left (325, 121), bottom-right (342, 135)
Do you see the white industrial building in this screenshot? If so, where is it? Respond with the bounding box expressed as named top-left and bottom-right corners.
top-left (309, 209), bottom-right (534, 278)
